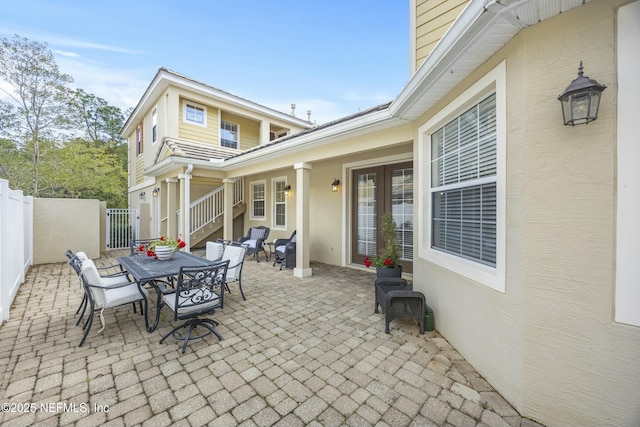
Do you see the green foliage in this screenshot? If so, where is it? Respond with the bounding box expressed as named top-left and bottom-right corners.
top-left (0, 34), bottom-right (128, 207)
top-left (365, 212), bottom-right (401, 268)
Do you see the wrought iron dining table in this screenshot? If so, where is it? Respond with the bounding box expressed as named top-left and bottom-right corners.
top-left (117, 251), bottom-right (217, 332)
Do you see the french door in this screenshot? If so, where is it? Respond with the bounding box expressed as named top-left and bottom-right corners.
top-left (352, 162), bottom-right (413, 273)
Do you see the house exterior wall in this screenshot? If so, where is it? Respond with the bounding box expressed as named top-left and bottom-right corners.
top-left (412, 1), bottom-right (640, 426)
top-left (33, 198), bottom-right (101, 263)
top-left (411, 0), bottom-right (468, 74)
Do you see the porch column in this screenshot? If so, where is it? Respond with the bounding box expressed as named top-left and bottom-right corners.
top-left (223, 178), bottom-right (234, 241)
top-left (294, 162), bottom-right (312, 278)
top-left (166, 178), bottom-right (178, 239)
top-left (260, 120), bottom-right (270, 145)
top-left (178, 164), bottom-right (193, 251)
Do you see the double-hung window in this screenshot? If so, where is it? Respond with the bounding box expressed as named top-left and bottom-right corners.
top-left (221, 120), bottom-right (239, 149)
top-left (251, 181), bottom-right (266, 220)
top-left (431, 93), bottom-right (497, 267)
top-left (420, 61), bottom-right (505, 292)
top-left (273, 178), bottom-right (287, 229)
top-left (136, 123), bottom-right (143, 156)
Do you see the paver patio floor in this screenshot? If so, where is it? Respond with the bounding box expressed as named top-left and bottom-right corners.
top-left (0, 250), bottom-right (542, 427)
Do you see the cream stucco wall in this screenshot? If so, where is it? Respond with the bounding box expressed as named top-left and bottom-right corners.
top-left (411, 1), bottom-right (640, 426)
top-left (33, 198), bottom-right (102, 264)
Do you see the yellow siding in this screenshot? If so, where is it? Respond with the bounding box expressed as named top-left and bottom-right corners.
top-left (221, 112), bottom-right (260, 150)
top-left (135, 154), bottom-right (144, 184)
top-left (178, 97), bottom-right (219, 143)
top-left (414, 0), bottom-right (468, 69)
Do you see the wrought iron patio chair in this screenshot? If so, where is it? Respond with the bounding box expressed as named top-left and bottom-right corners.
top-left (220, 244), bottom-right (247, 301)
top-left (237, 226), bottom-right (270, 262)
top-left (272, 230), bottom-right (296, 270)
top-left (66, 250), bottom-right (138, 326)
top-left (159, 260), bottom-right (229, 353)
top-left (78, 258), bottom-right (149, 347)
top-left (206, 241), bottom-right (247, 301)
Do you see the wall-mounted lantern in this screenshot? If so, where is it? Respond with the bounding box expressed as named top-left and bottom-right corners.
top-left (332, 179), bottom-right (340, 192)
top-left (152, 188), bottom-right (160, 197)
top-left (558, 61), bottom-right (607, 126)
top-left (284, 185), bottom-right (291, 196)
top-left (138, 192), bottom-right (146, 200)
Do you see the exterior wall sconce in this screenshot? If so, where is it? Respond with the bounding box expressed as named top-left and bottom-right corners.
top-left (152, 187), bottom-right (160, 197)
top-left (558, 61), bottom-right (607, 126)
top-left (284, 185), bottom-right (291, 196)
top-left (138, 192), bottom-right (145, 200)
top-left (332, 179), bottom-right (340, 192)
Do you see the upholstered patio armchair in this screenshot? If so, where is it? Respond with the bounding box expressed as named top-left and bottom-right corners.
top-left (237, 226), bottom-right (270, 262)
top-left (272, 230), bottom-right (296, 270)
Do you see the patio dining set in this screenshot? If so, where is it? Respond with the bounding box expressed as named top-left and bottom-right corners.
top-left (65, 226), bottom-right (427, 354)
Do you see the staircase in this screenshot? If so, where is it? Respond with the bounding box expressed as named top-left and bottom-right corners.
top-left (188, 178), bottom-right (245, 247)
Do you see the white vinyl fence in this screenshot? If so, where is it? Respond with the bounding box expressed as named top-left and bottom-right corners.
top-left (106, 208), bottom-right (139, 250)
top-left (0, 179), bottom-right (33, 325)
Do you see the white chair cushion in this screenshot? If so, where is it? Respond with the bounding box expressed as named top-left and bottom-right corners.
top-left (291, 234), bottom-right (297, 243)
top-left (81, 259), bottom-right (146, 308)
top-left (276, 245), bottom-right (286, 253)
top-left (222, 245), bottom-right (245, 281)
top-left (76, 251), bottom-right (89, 261)
top-left (104, 284), bottom-right (148, 307)
top-left (206, 241), bottom-right (225, 261)
top-left (163, 289), bottom-right (220, 316)
top-left (242, 239), bottom-right (258, 249)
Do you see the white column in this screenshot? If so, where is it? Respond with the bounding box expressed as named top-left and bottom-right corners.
top-left (223, 178), bottom-right (235, 241)
top-left (294, 162), bottom-right (312, 278)
top-left (178, 164), bottom-right (193, 251)
top-left (260, 120), bottom-right (270, 145)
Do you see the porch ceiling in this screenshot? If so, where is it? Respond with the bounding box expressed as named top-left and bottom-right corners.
top-left (391, 0), bottom-right (590, 121)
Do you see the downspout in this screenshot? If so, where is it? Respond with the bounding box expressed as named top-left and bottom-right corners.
top-left (182, 164), bottom-right (193, 251)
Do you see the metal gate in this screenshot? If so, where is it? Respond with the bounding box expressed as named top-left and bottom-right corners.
top-left (106, 209), bottom-right (140, 250)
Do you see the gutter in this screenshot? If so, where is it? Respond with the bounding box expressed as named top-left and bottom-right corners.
top-left (389, 0), bottom-right (532, 120)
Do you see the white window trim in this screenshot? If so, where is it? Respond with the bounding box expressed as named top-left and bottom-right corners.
top-left (615, 1), bottom-right (640, 327)
top-left (272, 176), bottom-right (287, 230)
top-left (152, 106), bottom-right (158, 145)
top-left (250, 180), bottom-right (266, 221)
top-left (220, 119), bottom-right (240, 149)
top-left (417, 61), bottom-right (506, 293)
top-left (183, 100), bottom-right (207, 127)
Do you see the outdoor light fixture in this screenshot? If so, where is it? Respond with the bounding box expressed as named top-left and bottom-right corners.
top-left (153, 187), bottom-right (160, 197)
top-left (284, 185), bottom-right (291, 196)
top-left (558, 61), bottom-right (607, 126)
top-left (139, 192), bottom-right (145, 199)
top-left (332, 178), bottom-right (340, 192)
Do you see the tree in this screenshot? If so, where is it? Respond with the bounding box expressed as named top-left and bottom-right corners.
top-left (0, 35), bottom-right (73, 196)
top-left (39, 139), bottom-right (127, 206)
top-left (68, 89), bottom-right (126, 146)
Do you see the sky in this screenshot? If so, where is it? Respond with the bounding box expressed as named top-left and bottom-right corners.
top-left (0, 0), bottom-right (410, 125)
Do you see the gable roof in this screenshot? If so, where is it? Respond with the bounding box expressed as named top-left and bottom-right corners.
top-left (121, 67), bottom-right (312, 138)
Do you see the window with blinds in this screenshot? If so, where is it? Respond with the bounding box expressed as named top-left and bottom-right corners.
top-left (430, 93), bottom-right (497, 266)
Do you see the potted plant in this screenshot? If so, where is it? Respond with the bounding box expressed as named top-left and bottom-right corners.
top-left (137, 236), bottom-right (186, 260)
top-left (364, 212), bottom-right (402, 278)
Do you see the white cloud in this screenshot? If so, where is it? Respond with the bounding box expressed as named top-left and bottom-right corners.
top-left (55, 56), bottom-right (152, 111)
top-left (53, 50), bottom-right (79, 58)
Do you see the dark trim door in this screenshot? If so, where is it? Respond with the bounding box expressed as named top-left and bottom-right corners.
top-left (352, 162), bottom-right (413, 273)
